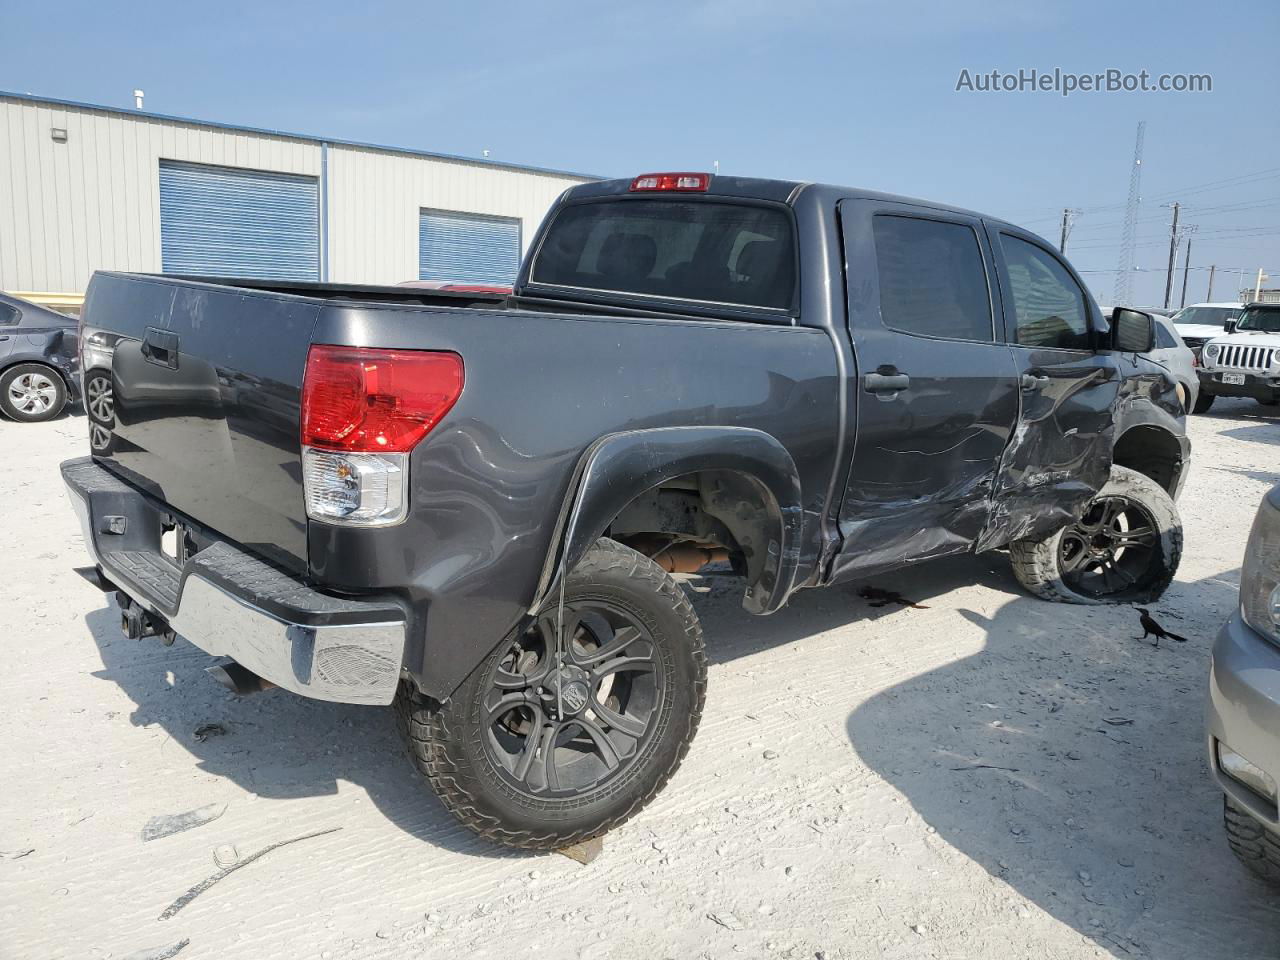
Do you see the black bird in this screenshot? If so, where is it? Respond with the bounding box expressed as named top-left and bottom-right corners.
top-left (1135, 607), bottom-right (1188, 647)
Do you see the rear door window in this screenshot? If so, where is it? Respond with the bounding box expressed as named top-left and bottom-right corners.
top-left (872, 215), bottom-right (993, 341)
top-left (0, 303), bottom-right (19, 327)
top-left (999, 234), bottom-right (1091, 350)
top-left (1154, 323), bottom-right (1179, 349)
top-left (531, 200), bottom-right (796, 312)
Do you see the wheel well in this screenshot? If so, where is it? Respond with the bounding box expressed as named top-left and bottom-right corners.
top-left (605, 470), bottom-right (779, 591)
top-left (1, 358), bottom-right (69, 389)
top-left (1111, 426), bottom-right (1183, 495)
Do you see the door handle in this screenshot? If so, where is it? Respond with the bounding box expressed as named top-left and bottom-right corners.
top-left (0, 335), bottom-right (9, 342)
top-left (864, 372), bottom-right (910, 393)
top-left (1021, 373), bottom-right (1050, 391)
top-left (141, 327), bottom-right (179, 370)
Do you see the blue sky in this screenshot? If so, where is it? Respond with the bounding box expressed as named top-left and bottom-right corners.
top-left (3, 0), bottom-right (1277, 306)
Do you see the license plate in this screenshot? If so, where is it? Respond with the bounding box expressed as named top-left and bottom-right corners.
top-left (1222, 373), bottom-right (1246, 385)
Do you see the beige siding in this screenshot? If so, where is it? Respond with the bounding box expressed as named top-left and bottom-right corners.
top-left (0, 95), bottom-right (591, 294)
top-left (325, 146), bottom-right (581, 285)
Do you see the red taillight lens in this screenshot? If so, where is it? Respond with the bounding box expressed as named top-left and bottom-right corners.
top-left (301, 345), bottom-right (463, 453)
top-left (630, 172), bottom-right (711, 192)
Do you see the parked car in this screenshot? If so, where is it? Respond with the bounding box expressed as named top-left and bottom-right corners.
top-left (64, 172), bottom-right (1190, 849)
top-left (1171, 301), bottom-right (1245, 355)
top-left (1196, 303), bottom-right (1280, 412)
top-left (0, 291), bottom-right (80, 422)
top-left (1207, 482), bottom-right (1280, 884)
top-left (1146, 313), bottom-right (1200, 413)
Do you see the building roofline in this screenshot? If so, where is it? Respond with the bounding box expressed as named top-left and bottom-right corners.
top-left (0, 90), bottom-right (602, 182)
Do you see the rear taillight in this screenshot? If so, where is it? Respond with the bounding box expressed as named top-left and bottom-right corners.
top-left (300, 345), bottom-right (463, 526)
top-left (630, 172), bottom-right (711, 192)
top-left (302, 345), bottom-right (463, 453)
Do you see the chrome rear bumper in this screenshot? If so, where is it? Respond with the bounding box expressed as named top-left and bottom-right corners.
top-left (62, 457), bottom-right (407, 705)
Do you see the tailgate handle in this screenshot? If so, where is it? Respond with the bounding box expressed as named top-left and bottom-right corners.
top-left (142, 327), bottom-right (180, 370)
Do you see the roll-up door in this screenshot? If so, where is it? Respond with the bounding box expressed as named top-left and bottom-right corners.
top-left (158, 160), bottom-right (320, 280)
top-left (419, 209), bottom-right (521, 285)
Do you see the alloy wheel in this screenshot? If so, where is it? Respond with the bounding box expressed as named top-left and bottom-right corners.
top-left (482, 601), bottom-right (665, 798)
top-left (1057, 495), bottom-right (1162, 599)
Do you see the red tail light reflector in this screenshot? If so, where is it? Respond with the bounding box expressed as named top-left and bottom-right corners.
top-left (630, 172), bottom-right (711, 192)
top-left (302, 345), bottom-right (464, 453)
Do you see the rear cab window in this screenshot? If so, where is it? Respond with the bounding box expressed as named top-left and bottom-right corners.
top-left (529, 199), bottom-right (797, 317)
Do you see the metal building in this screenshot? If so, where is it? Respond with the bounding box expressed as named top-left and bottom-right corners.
top-left (0, 92), bottom-right (595, 295)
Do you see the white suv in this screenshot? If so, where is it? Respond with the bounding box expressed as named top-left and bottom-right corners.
top-left (1197, 304), bottom-right (1280, 412)
top-left (1172, 301), bottom-right (1245, 354)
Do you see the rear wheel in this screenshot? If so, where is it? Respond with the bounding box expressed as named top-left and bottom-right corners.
top-left (1010, 466), bottom-right (1182, 604)
top-left (395, 538), bottom-right (706, 850)
top-left (0, 363), bottom-right (67, 422)
top-left (1192, 392), bottom-right (1215, 414)
top-left (1224, 794), bottom-right (1280, 885)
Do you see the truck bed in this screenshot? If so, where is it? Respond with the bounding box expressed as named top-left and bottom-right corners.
top-left (79, 271), bottom-right (840, 697)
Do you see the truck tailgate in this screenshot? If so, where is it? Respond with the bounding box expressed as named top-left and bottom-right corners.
top-left (84, 274), bottom-right (320, 570)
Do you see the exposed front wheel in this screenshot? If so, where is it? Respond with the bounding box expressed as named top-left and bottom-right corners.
top-left (0, 363), bottom-right (67, 422)
top-left (1192, 393), bottom-right (1215, 414)
top-left (1224, 794), bottom-right (1280, 885)
top-left (1010, 466), bottom-right (1182, 604)
top-left (395, 538), bottom-right (707, 850)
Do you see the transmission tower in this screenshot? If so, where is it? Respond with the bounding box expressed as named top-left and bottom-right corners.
top-left (1112, 120), bottom-right (1146, 305)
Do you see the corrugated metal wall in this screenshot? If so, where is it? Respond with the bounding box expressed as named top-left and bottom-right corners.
top-left (325, 146), bottom-right (578, 286)
top-left (0, 95), bottom-right (589, 293)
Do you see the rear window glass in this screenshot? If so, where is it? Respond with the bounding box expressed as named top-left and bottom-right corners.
top-left (530, 200), bottom-right (796, 311)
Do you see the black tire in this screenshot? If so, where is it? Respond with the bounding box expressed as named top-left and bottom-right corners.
top-left (1224, 794), bottom-right (1280, 885)
top-left (395, 537), bottom-right (707, 850)
top-left (1010, 466), bottom-right (1182, 604)
top-left (1257, 396), bottom-right (1280, 410)
top-left (0, 363), bottom-right (67, 422)
top-left (1192, 392), bottom-right (1215, 414)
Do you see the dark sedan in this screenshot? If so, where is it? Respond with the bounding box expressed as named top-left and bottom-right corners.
top-left (0, 292), bottom-right (80, 422)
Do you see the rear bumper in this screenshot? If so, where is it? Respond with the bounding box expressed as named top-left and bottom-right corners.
top-left (62, 457), bottom-right (407, 705)
top-left (1207, 612), bottom-right (1280, 832)
top-left (1198, 370), bottom-right (1279, 401)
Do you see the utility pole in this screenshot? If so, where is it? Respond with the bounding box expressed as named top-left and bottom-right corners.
top-left (1058, 208), bottom-right (1081, 254)
top-left (1206, 264), bottom-right (1216, 301)
top-left (1163, 202), bottom-right (1181, 310)
top-left (1255, 268), bottom-right (1269, 302)
top-left (1180, 238), bottom-right (1192, 308)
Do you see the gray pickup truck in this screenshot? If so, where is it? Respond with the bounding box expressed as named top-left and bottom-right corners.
top-left (64, 172), bottom-right (1189, 849)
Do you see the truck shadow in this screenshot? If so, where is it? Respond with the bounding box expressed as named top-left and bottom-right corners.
top-left (844, 566), bottom-right (1280, 960)
top-left (82, 606), bottom-right (520, 860)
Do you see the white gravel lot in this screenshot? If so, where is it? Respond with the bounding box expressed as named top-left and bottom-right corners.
top-left (2, 398), bottom-right (1279, 960)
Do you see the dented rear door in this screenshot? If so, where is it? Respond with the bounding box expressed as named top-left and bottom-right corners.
top-left (831, 199), bottom-right (1021, 580)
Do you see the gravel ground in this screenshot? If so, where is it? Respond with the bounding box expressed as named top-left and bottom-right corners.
top-left (2, 398), bottom-right (1278, 960)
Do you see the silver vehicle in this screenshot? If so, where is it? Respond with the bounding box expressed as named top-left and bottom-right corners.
top-left (1146, 313), bottom-right (1200, 413)
top-left (1207, 482), bottom-right (1280, 884)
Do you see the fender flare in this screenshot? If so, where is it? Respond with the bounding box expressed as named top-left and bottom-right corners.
top-left (533, 426), bottom-right (805, 616)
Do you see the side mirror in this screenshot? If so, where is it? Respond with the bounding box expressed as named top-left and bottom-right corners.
top-left (1112, 308), bottom-right (1155, 353)
top-left (1224, 319), bottom-right (1239, 334)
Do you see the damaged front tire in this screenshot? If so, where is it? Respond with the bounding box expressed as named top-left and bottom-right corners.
top-left (1009, 466), bottom-right (1182, 604)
